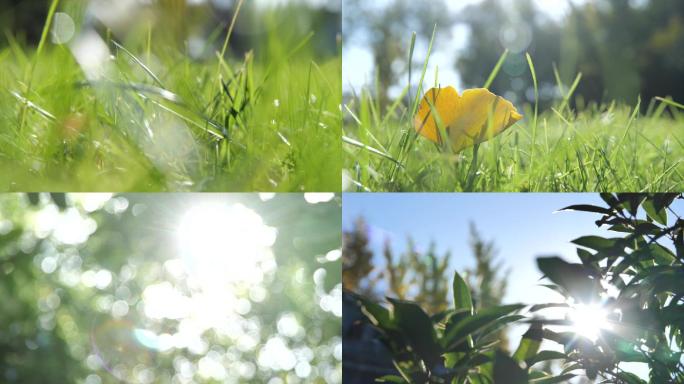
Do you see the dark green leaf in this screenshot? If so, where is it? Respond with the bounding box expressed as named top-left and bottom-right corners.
top-left (558, 204), bottom-right (612, 215)
top-left (357, 296), bottom-right (394, 330)
top-left (600, 193), bottom-right (619, 209)
top-left (652, 194), bottom-right (679, 213)
top-left (536, 257), bottom-right (601, 303)
top-left (27, 193), bottom-right (40, 206)
top-left (525, 350), bottom-right (568, 367)
top-left (493, 350), bottom-right (527, 384)
top-left (617, 194), bottom-right (646, 216)
top-left (388, 298), bottom-right (442, 366)
top-left (571, 236), bottom-right (621, 251)
top-left (643, 197), bottom-right (667, 225)
top-left (50, 193), bottom-right (68, 210)
top-left (614, 371), bottom-right (647, 384)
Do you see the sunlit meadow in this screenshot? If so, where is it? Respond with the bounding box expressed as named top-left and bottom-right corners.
top-left (342, 0), bottom-right (684, 192)
top-left (0, 0), bottom-right (341, 191)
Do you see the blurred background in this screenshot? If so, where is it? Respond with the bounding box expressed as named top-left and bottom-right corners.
top-left (0, 0), bottom-right (340, 59)
top-left (343, 0), bottom-right (684, 110)
top-left (0, 193), bottom-right (341, 383)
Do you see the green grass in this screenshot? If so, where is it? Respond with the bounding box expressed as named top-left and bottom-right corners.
top-left (0, 2), bottom-right (341, 191)
top-left (343, 42), bottom-right (684, 192)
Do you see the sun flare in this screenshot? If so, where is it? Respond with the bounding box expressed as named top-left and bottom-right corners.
top-left (176, 202), bottom-right (278, 287)
top-left (568, 303), bottom-right (612, 341)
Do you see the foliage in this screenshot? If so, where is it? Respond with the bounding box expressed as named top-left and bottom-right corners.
top-left (531, 193), bottom-right (684, 383)
top-left (351, 271), bottom-right (526, 383)
top-left (0, 193), bottom-right (342, 383)
top-left (0, 1), bottom-right (341, 191)
top-left (353, 193), bottom-right (684, 383)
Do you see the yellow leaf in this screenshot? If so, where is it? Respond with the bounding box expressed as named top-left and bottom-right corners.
top-left (414, 86), bottom-right (522, 152)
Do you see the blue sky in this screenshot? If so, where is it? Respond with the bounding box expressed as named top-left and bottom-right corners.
top-left (344, 193), bottom-right (613, 305)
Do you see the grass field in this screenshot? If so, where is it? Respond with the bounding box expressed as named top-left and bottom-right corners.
top-left (343, 48), bottom-right (684, 192)
top-left (0, 1), bottom-right (341, 191)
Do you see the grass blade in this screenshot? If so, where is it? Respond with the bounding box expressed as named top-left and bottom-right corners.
top-left (527, 52), bottom-right (539, 169)
top-left (656, 97), bottom-right (684, 110)
top-left (343, 135), bottom-right (403, 167)
top-left (483, 49), bottom-right (509, 89)
top-left (558, 72), bottom-right (582, 112)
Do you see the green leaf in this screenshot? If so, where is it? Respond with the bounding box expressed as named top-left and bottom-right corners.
top-left (388, 298), bottom-right (442, 366)
top-left (650, 243), bottom-right (676, 266)
top-left (50, 193), bottom-right (68, 210)
top-left (536, 257), bottom-right (601, 303)
top-left (642, 198), bottom-right (667, 225)
top-left (571, 236), bottom-right (621, 251)
top-left (27, 193), bottom-right (40, 206)
top-left (452, 271), bottom-right (473, 315)
top-left (525, 350), bottom-right (568, 367)
top-left (617, 194), bottom-right (646, 216)
top-left (613, 372), bottom-right (647, 384)
top-left (513, 323), bottom-right (543, 363)
top-left (558, 204), bottom-right (612, 215)
top-left (357, 296), bottom-right (394, 330)
top-left (651, 194), bottom-right (679, 213)
top-left (442, 304), bottom-right (524, 350)
top-left (576, 248), bottom-right (597, 268)
top-left (529, 303), bottom-right (569, 312)
top-left (493, 350), bottom-right (527, 384)
top-left (600, 193), bottom-right (620, 209)
top-left (473, 315), bottom-right (526, 348)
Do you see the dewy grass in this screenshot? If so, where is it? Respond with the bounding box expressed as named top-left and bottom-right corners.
top-left (0, 3), bottom-right (341, 192)
top-left (343, 35), bottom-right (684, 192)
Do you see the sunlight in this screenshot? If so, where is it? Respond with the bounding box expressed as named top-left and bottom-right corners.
top-left (176, 202), bottom-right (278, 287)
top-left (136, 202), bottom-right (279, 355)
top-left (568, 303), bottom-right (612, 341)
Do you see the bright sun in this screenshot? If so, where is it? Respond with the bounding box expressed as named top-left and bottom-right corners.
top-left (568, 303), bottom-right (612, 341)
top-left (176, 202), bottom-right (278, 287)
top-left (135, 202), bottom-right (279, 356)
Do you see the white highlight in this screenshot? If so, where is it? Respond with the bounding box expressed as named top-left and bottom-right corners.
top-left (51, 13), bottom-right (76, 45)
top-left (568, 303), bottom-right (611, 341)
top-left (70, 31), bottom-right (111, 81)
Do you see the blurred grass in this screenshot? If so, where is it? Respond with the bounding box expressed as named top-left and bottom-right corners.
top-left (0, 3), bottom-right (341, 191)
top-left (343, 49), bottom-right (684, 192)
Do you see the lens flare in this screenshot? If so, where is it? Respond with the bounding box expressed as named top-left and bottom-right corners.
top-left (90, 320), bottom-right (152, 382)
top-left (568, 303), bottom-right (611, 341)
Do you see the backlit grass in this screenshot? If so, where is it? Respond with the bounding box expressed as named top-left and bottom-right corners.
top-left (0, 1), bottom-right (341, 191)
